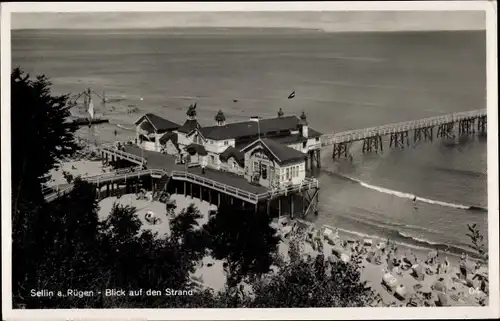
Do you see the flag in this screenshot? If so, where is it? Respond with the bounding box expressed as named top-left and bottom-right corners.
top-left (288, 91), bottom-right (296, 99)
top-left (88, 97), bottom-right (95, 120)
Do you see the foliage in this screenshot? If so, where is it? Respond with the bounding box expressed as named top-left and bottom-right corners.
top-left (249, 238), bottom-right (375, 307)
top-left (11, 68), bottom-right (81, 307)
top-left (466, 223), bottom-right (488, 261)
top-left (11, 67), bottom-right (79, 214)
top-left (203, 203), bottom-right (280, 287)
top-left (170, 203), bottom-right (208, 262)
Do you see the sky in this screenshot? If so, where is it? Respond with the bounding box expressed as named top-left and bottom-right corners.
top-left (11, 11), bottom-right (486, 32)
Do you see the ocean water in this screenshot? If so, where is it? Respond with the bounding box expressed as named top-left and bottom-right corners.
top-left (12, 29), bottom-right (488, 257)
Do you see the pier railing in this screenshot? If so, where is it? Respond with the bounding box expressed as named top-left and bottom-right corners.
top-left (258, 177), bottom-right (319, 200)
top-left (171, 170), bottom-right (260, 203)
top-left (100, 146), bottom-right (146, 165)
top-left (45, 167), bottom-right (319, 205)
top-left (321, 109), bottom-right (487, 146)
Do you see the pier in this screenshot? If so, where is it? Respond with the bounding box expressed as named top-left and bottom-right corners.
top-left (46, 145), bottom-right (320, 219)
top-left (322, 109), bottom-right (486, 159)
top-left (46, 108), bottom-right (485, 219)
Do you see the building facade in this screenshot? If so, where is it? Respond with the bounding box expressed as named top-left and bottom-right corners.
top-left (134, 105), bottom-right (322, 185)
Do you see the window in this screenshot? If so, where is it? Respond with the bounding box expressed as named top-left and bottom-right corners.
top-left (286, 168), bottom-right (290, 180)
top-left (303, 141), bottom-right (307, 148)
top-left (316, 137), bottom-right (320, 142)
top-left (224, 141), bottom-right (229, 145)
top-left (261, 164), bottom-right (268, 179)
top-left (210, 155), bottom-right (215, 163)
top-left (232, 161), bottom-right (236, 169)
top-left (254, 161), bottom-right (260, 173)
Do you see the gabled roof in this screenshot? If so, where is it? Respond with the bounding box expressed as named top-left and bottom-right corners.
top-left (198, 115), bottom-right (323, 141)
top-left (242, 138), bottom-right (306, 166)
top-left (159, 132), bottom-right (179, 148)
top-left (134, 113), bottom-right (180, 132)
top-left (271, 134), bottom-right (307, 145)
top-left (178, 119), bottom-right (202, 134)
top-left (219, 146), bottom-right (245, 167)
top-left (308, 128), bottom-right (323, 138)
top-left (185, 143), bottom-right (208, 156)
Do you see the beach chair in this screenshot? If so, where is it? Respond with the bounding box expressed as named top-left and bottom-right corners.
top-left (431, 281), bottom-right (447, 294)
top-left (436, 293), bottom-right (450, 307)
top-left (394, 284), bottom-right (408, 301)
top-left (411, 264), bottom-right (425, 281)
top-left (382, 272), bottom-right (398, 292)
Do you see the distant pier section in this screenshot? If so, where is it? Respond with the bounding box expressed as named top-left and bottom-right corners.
top-left (321, 109), bottom-right (487, 159)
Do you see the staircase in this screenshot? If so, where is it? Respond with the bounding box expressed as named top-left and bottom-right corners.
top-left (154, 174), bottom-right (171, 202)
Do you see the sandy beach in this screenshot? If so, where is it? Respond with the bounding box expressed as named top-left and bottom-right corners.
top-left (94, 186), bottom-right (488, 307)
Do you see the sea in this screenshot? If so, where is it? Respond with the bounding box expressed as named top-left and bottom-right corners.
top-left (11, 28), bottom-right (488, 258)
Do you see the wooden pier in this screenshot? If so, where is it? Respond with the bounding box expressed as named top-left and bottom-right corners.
top-left (322, 109), bottom-right (487, 159)
top-left (46, 146), bottom-right (320, 219)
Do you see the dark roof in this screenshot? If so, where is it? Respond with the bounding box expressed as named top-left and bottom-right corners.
top-left (185, 143), bottom-right (208, 156)
top-left (219, 146), bottom-right (245, 167)
top-left (199, 115), bottom-right (303, 141)
top-left (159, 132), bottom-right (179, 148)
top-left (178, 119), bottom-right (202, 134)
top-left (271, 134), bottom-right (307, 145)
top-left (134, 113), bottom-right (180, 132)
top-left (308, 128), bottom-right (323, 138)
top-left (242, 138), bottom-right (306, 166)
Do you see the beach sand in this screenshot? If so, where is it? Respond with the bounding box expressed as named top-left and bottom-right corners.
top-left (94, 192), bottom-right (489, 307)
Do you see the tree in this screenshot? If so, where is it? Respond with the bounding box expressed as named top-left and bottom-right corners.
top-left (249, 238), bottom-right (375, 307)
top-left (11, 67), bottom-right (80, 215)
top-left (170, 203), bottom-right (208, 262)
top-left (11, 68), bottom-right (81, 308)
top-left (466, 223), bottom-right (488, 261)
top-left (203, 203), bottom-right (280, 287)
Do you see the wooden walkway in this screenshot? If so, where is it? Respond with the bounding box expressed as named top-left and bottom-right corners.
top-left (47, 146), bottom-right (320, 205)
top-left (320, 109), bottom-right (486, 146)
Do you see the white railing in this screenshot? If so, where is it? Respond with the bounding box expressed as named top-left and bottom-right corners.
top-left (321, 109), bottom-right (487, 146)
top-left (171, 170), bottom-right (259, 203)
top-left (258, 177), bottom-right (319, 200)
top-left (100, 146), bottom-right (146, 164)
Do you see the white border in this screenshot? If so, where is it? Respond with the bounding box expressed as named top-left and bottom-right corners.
top-left (1, 2), bottom-right (498, 320)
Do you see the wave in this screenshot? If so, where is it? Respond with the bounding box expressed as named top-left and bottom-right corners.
top-left (428, 165), bottom-right (487, 179)
top-left (340, 174), bottom-right (486, 211)
top-left (322, 224), bottom-right (480, 259)
top-left (116, 124), bottom-right (135, 131)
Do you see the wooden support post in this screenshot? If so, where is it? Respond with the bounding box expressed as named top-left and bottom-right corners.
top-left (267, 199), bottom-right (271, 215)
top-left (200, 185), bottom-right (203, 202)
top-left (208, 189), bottom-right (212, 205)
top-left (255, 203), bottom-right (258, 213)
top-left (290, 194), bottom-right (294, 219)
top-left (184, 181), bottom-right (187, 196)
top-left (230, 197), bottom-right (233, 205)
top-left (190, 183), bottom-right (193, 198)
top-left (302, 191), bottom-right (305, 217)
top-left (278, 197), bottom-right (282, 218)
top-left (106, 184), bottom-right (110, 197)
top-left (217, 192), bottom-right (221, 208)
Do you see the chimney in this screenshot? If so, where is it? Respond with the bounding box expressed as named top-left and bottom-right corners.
top-left (298, 111), bottom-right (308, 138)
top-left (215, 110), bottom-right (226, 126)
